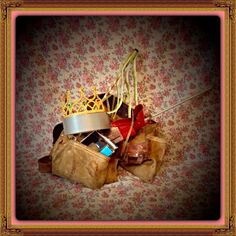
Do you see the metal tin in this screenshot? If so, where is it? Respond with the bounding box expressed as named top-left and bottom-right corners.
top-left (63, 112), bottom-right (111, 135)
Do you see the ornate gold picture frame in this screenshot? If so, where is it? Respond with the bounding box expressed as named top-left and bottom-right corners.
top-left (0, 0), bottom-right (235, 235)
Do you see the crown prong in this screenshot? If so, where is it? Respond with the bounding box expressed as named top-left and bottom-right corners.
top-left (65, 90), bottom-right (71, 103)
top-left (93, 86), bottom-right (97, 96)
top-left (62, 87), bottom-right (106, 118)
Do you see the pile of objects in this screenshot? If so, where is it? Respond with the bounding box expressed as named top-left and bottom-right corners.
top-left (38, 49), bottom-right (166, 189)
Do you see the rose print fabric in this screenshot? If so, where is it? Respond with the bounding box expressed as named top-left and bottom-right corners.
top-left (15, 16), bottom-right (220, 220)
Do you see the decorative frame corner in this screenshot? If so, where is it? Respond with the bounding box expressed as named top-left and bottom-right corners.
top-left (215, 0), bottom-right (235, 21)
top-left (1, 0), bottom-right (22, 21)
top-left (1, 216), bottom-right (22, 235)
top-left (215, 216), bottom-right (235, 235)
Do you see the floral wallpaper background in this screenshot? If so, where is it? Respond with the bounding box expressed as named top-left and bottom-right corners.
top-left (15, 16), bottom-right (220, 220)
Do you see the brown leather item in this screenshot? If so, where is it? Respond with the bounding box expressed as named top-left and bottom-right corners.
top-left (38, 156), bottom-right (52, 173)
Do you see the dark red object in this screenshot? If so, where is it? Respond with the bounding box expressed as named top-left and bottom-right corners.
top-left (38, 156), bottom-right (52, 173)
top-left (111, 104), bottom-right (146, 139)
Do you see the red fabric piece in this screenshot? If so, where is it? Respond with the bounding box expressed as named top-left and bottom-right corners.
top-left (133, 104), bottom-right (146, 131)
top-left (111, 104), bottom-right (146, 139)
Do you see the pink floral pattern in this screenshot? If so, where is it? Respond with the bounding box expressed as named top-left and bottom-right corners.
top-left (15, 16), bottom-right (220, 220)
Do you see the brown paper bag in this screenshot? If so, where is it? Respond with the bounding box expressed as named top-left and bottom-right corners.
top-left (105, 158), bottom-right (119, 184)
top-left (51, 132), bottom-right (110, 189)
top-left (121, 124), bottom-right (166, 182)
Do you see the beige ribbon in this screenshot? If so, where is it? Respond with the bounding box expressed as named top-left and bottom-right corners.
top-left (102, 49), bottom-right (139, 118)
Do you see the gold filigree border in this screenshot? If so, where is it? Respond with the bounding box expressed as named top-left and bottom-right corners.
top-left (215, 1), bottom-right (235, 236)
top-left (1, 216), bottom-right (22, 235)
top-left (215, 0), bottom-right (235, 21)
top-left (1, 0), bottom-right (22, 21)
top-left (215, 216), bottom-right (235, 234)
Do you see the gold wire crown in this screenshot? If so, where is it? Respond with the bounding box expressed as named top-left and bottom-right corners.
top-left (62, 87), bottom-right (105, 117)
